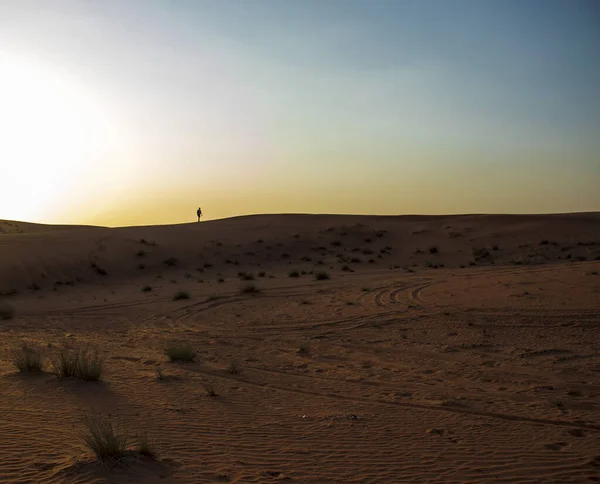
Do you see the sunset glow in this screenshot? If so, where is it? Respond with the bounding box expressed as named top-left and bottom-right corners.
top-left (0, 1), bottom-right (598, 226)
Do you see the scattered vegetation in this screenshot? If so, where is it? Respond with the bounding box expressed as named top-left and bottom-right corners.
top-left (164, 257), bottom-right (178, 267)
top-left (12, 344), bottom-right (44, 372)
top-left (241, 283), bottom-right (260, 294)
top-left (288, 270), bottom-right (300, 278)
top-left (80, 413), bottom-right (128, 462)
top-left (428, 246), bottom-right (439, 254)
top-left (136, 250), bottom-right (146, 257)
top-left (91, 262), bottom-right (107, 276)
top-left (53, 349), bottom-right (104, 381)
top-left (165, 344), bottom-right (197, 362)
top-left (238, 271), bottom-right (254, 281)
top-left (142, 285), bottom-right (152, 292)
top-left (205, 384), bottom-right (218, 397)
top-left (136, 434), bottom-right (158, 460)
top-left (227, 360), bottom-right (239, 374)
top-left (0, 302), bottom-right (15, 320)
top-left (298, 342), bottom-right (311, 354)
top-left (173, 291), bottom-right (190, 300)
top-left (315, 271), bottom-right (330, 281)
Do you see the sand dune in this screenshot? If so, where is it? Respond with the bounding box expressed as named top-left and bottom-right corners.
top-left (1, 213), bottom-right (599, 483)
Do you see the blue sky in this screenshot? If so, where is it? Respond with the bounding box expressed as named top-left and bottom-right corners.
top-left (0, 0), bottom-right (598, 225)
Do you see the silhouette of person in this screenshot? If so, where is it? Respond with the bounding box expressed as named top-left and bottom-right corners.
top-left (197, 207), bottom-right (202, 222)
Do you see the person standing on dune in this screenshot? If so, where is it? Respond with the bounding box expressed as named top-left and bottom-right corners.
top-left (197, 207), bottom-right (202, 222)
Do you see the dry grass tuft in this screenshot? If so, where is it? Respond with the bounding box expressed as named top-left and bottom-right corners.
top-left (13, 344), bottom-right (44, 372)
top-left (165, 344), bottom-right (197, 362)
top-left (52, 349), bottom-right (104, 381)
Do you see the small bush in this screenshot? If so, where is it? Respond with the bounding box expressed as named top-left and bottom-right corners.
top-left (258, 271), bottom-right (266, 278)
top-left (288, 270), bottom-right (300, 278)
top-left (0, 302), bottom-right (15, 320)
top-left (238, 272), bottom-right (254, 281)
top-left (81, 413), bottom-right (128, 462)
top-left (205, 384), bottom-right (218, 397)
top-left (136, 250), bottom-right (146, 257)
top-left (155, 366), bottom-right (165, 380)
top-left (136, 434), bottom-right (158, 460)
top-left (298, 342), bottom-right (310, 354)
top-left (241, 283), bottom-right (260, 294)
top-left (227, 360), bottom-right (239, 374)
top-left (13, 344), bottom-right (44, 372)
top-left (53, 349), bottom-right (104, 381)
top-left (315, 271), bottom-right (330, 281)
top-left (173, 291), bottom-right (190, 300)
top-left (142, 286), bottom-right (152, 292)
top-left (428, 246), bottom-right (438, 254)
top-left (164, 257), bottom-right (178, 267)
top-left (165, 344), bottom-right (197, 362)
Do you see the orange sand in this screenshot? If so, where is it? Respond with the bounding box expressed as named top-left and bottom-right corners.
top-left (1, 213), bottom-right (599, 483)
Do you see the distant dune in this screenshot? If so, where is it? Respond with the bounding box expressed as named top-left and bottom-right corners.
top-left (0, 213), bottom-right (600, 293)
top-left (1, 213), bottom-right (599, 295)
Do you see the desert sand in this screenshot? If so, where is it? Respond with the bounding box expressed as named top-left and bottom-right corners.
top-left (1, 213), bottom-right (600, 483)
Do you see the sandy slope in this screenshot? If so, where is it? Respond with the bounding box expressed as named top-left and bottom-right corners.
top-left (0, 213), bottom-right (599, 483)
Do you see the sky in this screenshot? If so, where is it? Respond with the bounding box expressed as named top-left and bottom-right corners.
top-left (0, 0), bottom-right (599, 226)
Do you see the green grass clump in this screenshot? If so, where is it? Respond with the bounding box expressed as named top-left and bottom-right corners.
top-left (13, 344), bottom-right (44, 372)
top-left (80, 413), bottom-right (128, 462)
top-left (165, 344), bottom-right (197, 362)
top-left (52, 349), bottom-right (104, 381)
top-left (173, 291), bottom-right (190, 300)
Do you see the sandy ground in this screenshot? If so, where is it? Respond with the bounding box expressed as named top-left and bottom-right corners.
top-left (1, 213), bottom-right (599, 483)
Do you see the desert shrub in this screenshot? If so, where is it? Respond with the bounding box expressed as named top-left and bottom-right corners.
top-left (142, 286), bottom-right (152, 292)
top-left (205, 384), bottom-right (218, 397)
top-left (241, 283), bottom-right (260, 294)
top-left (238, 272), bottom-right (254, 281)
top-left (227, 360), bottom-right (239, 374)
top-left (136, 434), bottom-right (158, 459)
top-left (91, 262), bottom-right (107, 276)
top-left (165, 344), bottom-right (197, 362)
top-left (164, 257), bottom-right (178, 267)
top-left (53, 349), bottom-right (104, 381)
top-left (0, 302), bottom-right (15, 320)
top-left (136, 250), bottom-right (146, 257)
top-left (472, 247), bottom-right (492, 260)
top-left (173, 291), bottom-right (190, 300)
top-left (298, 342), bottom-right (310, 354)
top-left (288, 270), bottom-right (300, 278)
top-left (428, 246), bottom-right (439, 254)
top-left (341, 265), bottom-right (353, 272)
top-left (13, 344), bottom-right (44, 372)
top-left (81, 413), bottom-right (128, 461)
top-left (315, 271), bottom-right (330, 281)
